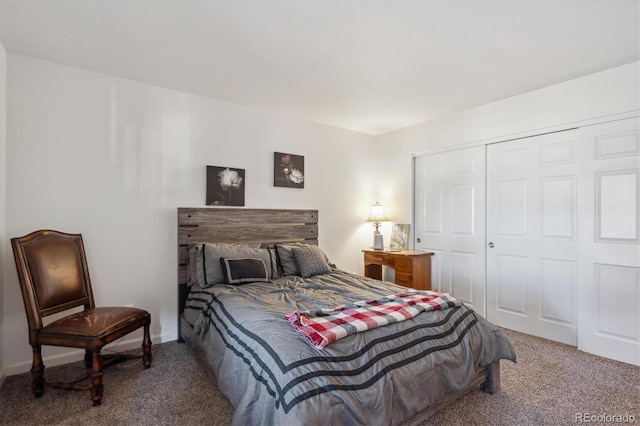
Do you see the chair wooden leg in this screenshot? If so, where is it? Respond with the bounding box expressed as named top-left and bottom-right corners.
top-left (142, 315), bottom-right (152, 369)
top-left (90, 349), bottom-right (104, 406)
top-left (84, 350), bottom-right (92, 369)
top-left (31, 345), bottom-right (45, 398)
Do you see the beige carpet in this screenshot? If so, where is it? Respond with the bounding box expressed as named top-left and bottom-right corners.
top-left (0, 328), bottom-right (637, 425)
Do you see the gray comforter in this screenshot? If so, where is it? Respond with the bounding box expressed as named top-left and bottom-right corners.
top-left (183, 270), bottom-right (516, 425)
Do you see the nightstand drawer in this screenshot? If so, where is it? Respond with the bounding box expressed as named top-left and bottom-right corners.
top-left (364, 252), bottom-right (389, 265)
top-left (395, 272), bottom-right (413, 287)
top-left (393, 258), bottom-right (413, 273)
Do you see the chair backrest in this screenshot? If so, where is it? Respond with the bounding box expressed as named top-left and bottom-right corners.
top-left (11, 230), bottom-right (95, 339)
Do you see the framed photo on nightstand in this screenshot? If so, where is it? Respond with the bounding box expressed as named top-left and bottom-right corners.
top-left (389, 224), bottom-right (409, 251)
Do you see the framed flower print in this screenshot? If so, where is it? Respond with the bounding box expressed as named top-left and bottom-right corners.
top-left (206, 165), bottom-right (245, 206)
top-left (274, 152), bottom-right (304, 189)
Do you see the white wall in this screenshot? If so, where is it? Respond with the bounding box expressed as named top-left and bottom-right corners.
top-left (2, 54), bottom-right (377, 373)
top-left (0, 41), bottom-right (7, 384)
top-left (375, 62), bottom-right (640, 232)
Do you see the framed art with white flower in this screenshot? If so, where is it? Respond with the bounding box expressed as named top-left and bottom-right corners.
top-left (274, 152), bottom-right (305, 188)
top-left (206, 165), bottom-right (245, 206)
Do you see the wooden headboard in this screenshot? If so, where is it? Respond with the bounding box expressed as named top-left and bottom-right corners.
top-left (177, 207), bottom-right (319, 339)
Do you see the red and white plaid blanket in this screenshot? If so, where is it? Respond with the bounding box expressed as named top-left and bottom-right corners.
top-left (284, 290), bottom-right (462, 349)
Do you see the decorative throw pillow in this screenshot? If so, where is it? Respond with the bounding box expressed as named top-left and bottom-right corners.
top-left (197, 243), bottom-right (272, 287)
top-left (276, 243), bottom-right (335, 276)
top-left (219, 258), bottom-right (269, 285)
top-left (292, 245), bottom-right (332, 278)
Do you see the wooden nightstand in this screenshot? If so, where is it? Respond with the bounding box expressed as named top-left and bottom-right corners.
top-left (362, 249), bottom-right (434, 290)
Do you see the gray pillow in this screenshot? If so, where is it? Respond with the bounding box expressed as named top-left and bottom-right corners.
top-left (187, 242), bottom-right (263, 286)
top-left (275, 242), bottom-right (305, 275)
top-left (196, 243), bottom-right (272, 287)
top-left (219, 258), bottom-right (269, 285)
top-left (186, 243), bottom-right (202, 286)
top-left (275, 243), bottom-right (334, 276)
top-left (292, 245), bottom-right (332, 278)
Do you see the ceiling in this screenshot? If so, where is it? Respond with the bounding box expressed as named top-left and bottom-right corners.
top-left (0, 1), bottom-right (638, 135)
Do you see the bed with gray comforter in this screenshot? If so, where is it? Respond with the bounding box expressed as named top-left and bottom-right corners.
top-left (182, 269), bottom-right (516, 425)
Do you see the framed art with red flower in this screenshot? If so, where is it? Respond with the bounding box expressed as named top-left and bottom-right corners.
top-left (274, 152), bottom-right (304, 188)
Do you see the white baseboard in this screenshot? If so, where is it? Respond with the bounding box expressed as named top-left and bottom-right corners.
top-left (4, 333), bottom-right (172, 376)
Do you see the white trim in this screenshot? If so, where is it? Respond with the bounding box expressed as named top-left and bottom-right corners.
top-left (4, 333), bottom-right (172, 376)
top-left (0, 366), bottom-right (6, 388)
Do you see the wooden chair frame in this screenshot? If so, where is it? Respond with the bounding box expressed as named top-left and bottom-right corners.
top-left (11, 229), bottom-right (152, 405)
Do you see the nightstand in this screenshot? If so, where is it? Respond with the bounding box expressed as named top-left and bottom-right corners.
top-left (362, 249), bottom-right (434, 290)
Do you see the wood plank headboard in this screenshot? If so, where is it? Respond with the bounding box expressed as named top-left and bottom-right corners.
top-left (177, 207), bottom-right (319, 339)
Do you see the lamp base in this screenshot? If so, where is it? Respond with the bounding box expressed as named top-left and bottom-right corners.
top-left (373, 234), bottom-right (384, 250)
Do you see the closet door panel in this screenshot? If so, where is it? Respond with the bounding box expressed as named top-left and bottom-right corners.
top-left (487, 130), bottom-right (579, 345)
top-left (414, 146), bottom-right (486, 315)
top-left (495, 254), bottom-right (527, 315)
top-left (450, 251), bottom-right (474, 303)
top-left (596, 171), bottom-right (638, 242)
top-left (540, 258), bottom-right (576, 325)
top-left (578, 117), bottom-right (640, 366)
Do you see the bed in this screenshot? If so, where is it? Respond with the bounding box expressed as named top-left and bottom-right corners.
top-left (177, 207), bottom-right (516, 425)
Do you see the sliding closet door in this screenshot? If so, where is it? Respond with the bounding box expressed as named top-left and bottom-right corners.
top-left (414, 146), bottom-right (486, 316)
top-left (577, 117), bottom-right (640, 366)
top-left (486, 130), bottom-right (579, 345)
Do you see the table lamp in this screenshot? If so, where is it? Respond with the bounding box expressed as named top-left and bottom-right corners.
top-left (367, 202), bottom-right (388, 250)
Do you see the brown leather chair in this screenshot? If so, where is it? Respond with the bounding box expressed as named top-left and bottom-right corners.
top-left (11, 229), bottom-right (152, 406)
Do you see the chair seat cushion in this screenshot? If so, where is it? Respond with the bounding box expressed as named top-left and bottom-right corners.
top-left (41, 307), bottom-right (149, 340)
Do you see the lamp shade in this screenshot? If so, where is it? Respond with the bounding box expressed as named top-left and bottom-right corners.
top-left (367, 202), bottom-right (389, 223)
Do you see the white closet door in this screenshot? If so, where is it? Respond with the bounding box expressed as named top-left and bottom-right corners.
top-left (414, 146), bottom-right (486, 316)
top-left (577, 117), bottom-right (640, 366)
top-left (486, 130), bottom-right (579, 345)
